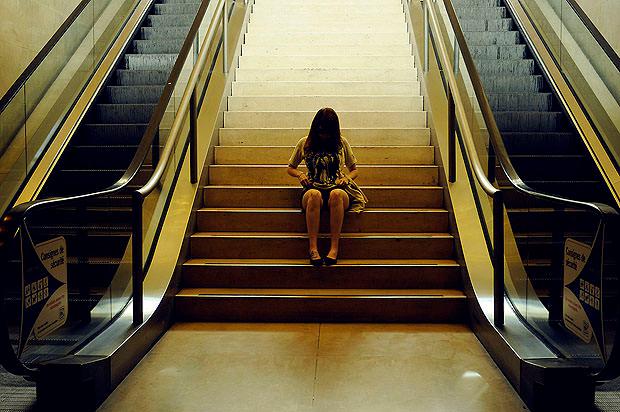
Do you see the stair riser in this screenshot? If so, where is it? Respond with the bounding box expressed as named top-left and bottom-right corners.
top-left (238, 56), bottom-right (415, 69)
top-left (209, 166), bottom-right (439, 186)
top-left (232, 81), bottom-right (421, 96)
top-left (244, 32), bottom-right (410, 44)
top-left (219, 128), bottom-right (430, 146)
top-left (190, 236), bottom-right (454, 259)
top-left (141, 26), bottom-right (189, 39)
top-left (214, 146), bottom-right (434, 165)
top-left (76, 124), bottom-right (147, 145)
top-left (248, 22), bottom-right (407, 32)
top-left (241, 45), bottom-right (412, 56)
top-left (175, 296), bottom-right (466, 322)
top-left (481, 76), bottom-right (542, 93)
top-left (133, 39), bottom-right (184, 54)
top-left (475, 59), bottom-right (535, 75)
top-left (182, 265), bottom-right (461, 289)
top-left (234, 68), bottom-right (418, 82)
top-left (91, 104), bottom-right (156, 123)
top-left (227, 96), bottom-right (423, 111)
top-left (203, 187), bottom-right (444, 208)
top-left (223, 111), bottom-right (427, 128)
top-left (196, 211), bottom-right (449, 232)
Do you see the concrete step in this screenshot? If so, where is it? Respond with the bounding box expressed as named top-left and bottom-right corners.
top-left (249, 13), bottom-right (406, 23)
top-left (241, 44), bottom-right (412, 56)
top-left (202, 186), bottom-right (444, 208)
top-left (231, 81), bottom-right (420, 96)
top-left (247, 22), bottom-right (407, 32)
top-left (209, 165), bottom-right (438, 186)
top-left (190, 232), bottom-right (455, 259)
top-left (238, 55), bottom-right (415, 69)
top-left (233, 68), bottom-right (417, 82)
top-left (223, 110), bottom-right (427, 128)
top-left (227, 95), bottom-right (423, 111)
top-left (196, 208), bottom-right (449, 232)
top-left (197, 208), bottom-right (448, 233)
top-left (243, 32), bottom-right (410, 44)
top-left (182, 258), bottom-right (461, 289)
top-left (175, 288), bottom-right (466, 322)
top-left (218, 127), bottom-right (430, 146)
top-left (214, 145), bottom-right (434, 164)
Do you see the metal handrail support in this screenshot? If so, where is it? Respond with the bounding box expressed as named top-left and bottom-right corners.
top-left (424, 0), bottom-right (505, 326)
top-left (131, 0), bottom-right (233, 322)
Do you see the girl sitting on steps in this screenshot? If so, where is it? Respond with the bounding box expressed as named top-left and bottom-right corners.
top-left (286, 107), bottom-right (367, 267)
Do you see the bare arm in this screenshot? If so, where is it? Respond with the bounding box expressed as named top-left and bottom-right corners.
top-left (336, 164), bottom-right (358, 186)
top-left (287, 166), bottom-right (310, 186)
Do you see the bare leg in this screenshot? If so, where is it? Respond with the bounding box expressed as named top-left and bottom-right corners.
top-left (302, 189), bottom-right (323, 255)
top-left (327, 189), bottom-right (350, 259)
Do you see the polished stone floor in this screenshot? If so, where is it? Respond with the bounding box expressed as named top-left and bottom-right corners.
top-left (98, 323), bottom-right (528, 412)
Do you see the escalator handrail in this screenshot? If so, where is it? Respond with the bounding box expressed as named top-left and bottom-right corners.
top-left (440, 0), bottom-right (618, 218)
top-left (563, 0), bottom-right (620, 73)
top-left (0, 0), bottom-right (212, 375)
top-left (0, 0), bottom-right (92, 113)
top-left (137, 0), bottom-right (225, 198)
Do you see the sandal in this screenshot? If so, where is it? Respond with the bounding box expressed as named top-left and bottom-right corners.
top-left (309, 251), bottom-right (323, 267)
top-left (323, 256), bottom-right (337, 266)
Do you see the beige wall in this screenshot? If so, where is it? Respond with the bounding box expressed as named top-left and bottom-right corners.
top-left (0, 0), bottom-right (82, 98)
top-left (573, 0), bottom-right (620, 55)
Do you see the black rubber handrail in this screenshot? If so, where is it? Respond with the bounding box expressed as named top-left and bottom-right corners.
top-left (0, 0), bottom-right (91, 113)
top-left (0, 0), bottom-right (212, 376)
top-left (564, 0), bottom-right (620, 73)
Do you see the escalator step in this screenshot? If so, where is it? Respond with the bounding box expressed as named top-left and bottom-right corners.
top-left (114, 69), bottom-right (171, 85)
top-left (146, 13), bottom-right (196, 27)
top-left (91, 103), bottom-right (157, 123)
top-left (456, 6), bottom-right (507, 20)
top-left (153, 3), bottom-right (200, 15)
top-left (459, 18), bottom-right (513, 32)
top-left (494, 111), bottom-right (564, 132)
top-left (141, 26), bottom-right (190, 40)
top-left (481, 74), bottom-right (543, 92)
top-left (474, 58), bottom-right (535, 75)
top-left (104, 85), bottom-right (165, 103)
top-left (133, 38), bottom-right (186, 54)
top-left (469, 44), bottom-right (527, 60)
top-left (465, 30), bottom-right (520, 45)
top-left (501, 132), bottom-right (580, 154)
top-left (124, 53), bottom-right (177, 71)
top-left (77, 124), bottom-right (149, 145)
top-left (488, 92), bottom-right (553, 111)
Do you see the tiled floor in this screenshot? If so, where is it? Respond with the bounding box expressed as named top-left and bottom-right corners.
top-left (98, 323), bottom-right (528, 411)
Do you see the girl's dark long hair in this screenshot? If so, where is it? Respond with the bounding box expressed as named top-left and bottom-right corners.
top-left (305, 107), bottom-right (342, 153)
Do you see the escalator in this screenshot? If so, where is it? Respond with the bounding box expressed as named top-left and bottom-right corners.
top-left (412, 0), bottom-right (620, 409)
top-left (0, 0), bottom-right (224, 409)
top-left (451, 0), bottom-right (617, 322)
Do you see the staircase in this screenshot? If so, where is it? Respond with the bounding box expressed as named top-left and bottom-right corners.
top-left (453, 0), bottom-right (614, 310)
top-left (175, 0), bottom-right (465, 322)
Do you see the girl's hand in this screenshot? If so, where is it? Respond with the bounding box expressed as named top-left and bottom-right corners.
top-left (335, 176), bottom-right (351, 186)
top-left (298, 172), bottom-right (311, 187)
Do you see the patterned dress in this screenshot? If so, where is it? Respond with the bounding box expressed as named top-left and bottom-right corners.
top-left (288, 137), bottom-right (368, 212)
